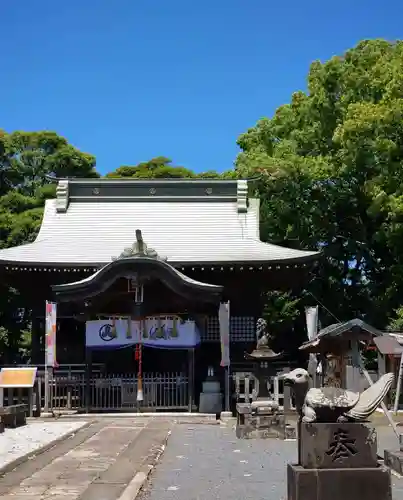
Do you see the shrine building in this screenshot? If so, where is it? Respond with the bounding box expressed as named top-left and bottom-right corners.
top-left (0, 177), bottom-right (319, 412)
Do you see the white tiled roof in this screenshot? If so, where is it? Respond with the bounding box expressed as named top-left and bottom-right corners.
top-left (0, 198), bottom-right (319, 266)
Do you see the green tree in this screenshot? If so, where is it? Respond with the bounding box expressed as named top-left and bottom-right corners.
top-left (106, 157), bottom-right (196, 179)
top-left (0, 130), bottom-right (99, 361)
top-left (106, 156), bottom-right (235, 179)
top-left (236, 39), bottom-right (403, 329)
top-left (2, 130), bottom-right (98, 197)
top-left (387, 307), bottom-right (403, 331)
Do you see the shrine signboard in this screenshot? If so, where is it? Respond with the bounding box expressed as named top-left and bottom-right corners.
top-left (0, 367), bottom-right (37, 388)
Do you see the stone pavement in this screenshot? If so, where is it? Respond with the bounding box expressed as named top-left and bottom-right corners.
top-left (0, 418), bottom-right (172, 500)
top-left (3, 418), bottom-right (403, 500)
top-left (140, 423), bottom-right (403, 500)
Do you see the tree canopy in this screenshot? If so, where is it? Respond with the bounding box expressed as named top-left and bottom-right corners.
top-left (236, 39), bottom-right (403, 329)
top-left (0, 130), bottom-right (98, 361)
top-left (106, 156), bottom-right (236, 179)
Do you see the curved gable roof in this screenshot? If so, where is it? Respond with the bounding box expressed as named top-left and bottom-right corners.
top-left (52, 256), bottom-right (223, 304)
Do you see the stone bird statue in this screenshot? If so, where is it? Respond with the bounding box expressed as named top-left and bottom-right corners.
top-left (283, 368), bottom-right (394, 423)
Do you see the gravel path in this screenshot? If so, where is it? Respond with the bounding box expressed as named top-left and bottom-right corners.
top-left (141, 423), bottom-right (403, 500)
top-left (0, 421), bottom-right (87, 471)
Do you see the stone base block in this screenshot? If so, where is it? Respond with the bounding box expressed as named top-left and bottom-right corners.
top-left (198, 392), bottom-right (222, 414)
top-left (384, 448), bottom-right (403, 476)
top-left (300, 422), bottom-right (377, 469)
top-left (287, 463), bottom-right (392, 500)
top-left (236, 412), bottom-right (285, 439)
top-left (220, 411), bottom-right (234, 422)
top-left (202, 380), bottom-right (221, 393)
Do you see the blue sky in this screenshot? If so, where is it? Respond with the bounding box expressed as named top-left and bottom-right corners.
top-left (1, 1), bottom-right (402, 175)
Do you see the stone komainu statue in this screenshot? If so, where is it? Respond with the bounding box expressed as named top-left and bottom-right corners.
top-left (283, 368), bottom-right (394, 423)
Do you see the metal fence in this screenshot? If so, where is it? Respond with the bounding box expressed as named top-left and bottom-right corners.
top-left (2, 372), bottom-right (190, 412)
top-left (2, 368), bottom-right (294, 414)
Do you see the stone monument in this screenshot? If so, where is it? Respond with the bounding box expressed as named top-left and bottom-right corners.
top-left (235, 318), bottom-right (286, 439)
top-left (283, 368), bottom-right (394, 500)
top-left (199, 366), bottom-right (223, 414)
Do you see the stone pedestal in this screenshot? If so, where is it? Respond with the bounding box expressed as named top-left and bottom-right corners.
top-left (235, 400), bottom-right (285, 439)
top-left (383, 432), bottom-right (403, 475)
top-left (199, 379), bottom-right (222, 414)
top-left (384, 449), bottom-right (403, 476)
top-left (288, 422), bottom-right (391, 500)
top-left (288, 464), bottom-right (391, 500)
top-left (300, 422), bottom-right (377, 468)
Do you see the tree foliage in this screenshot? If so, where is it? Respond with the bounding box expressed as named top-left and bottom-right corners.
top-left (0, 131), bottom-right (98, 361)
top-left (106, 156), bottom-right (196, 178)
top-left (106, 156), bottom-right (235, 179)
top-left (236, 39), bottom-right (403, 329)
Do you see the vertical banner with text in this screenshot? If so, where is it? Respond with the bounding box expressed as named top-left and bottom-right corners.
top-left (305, 306), bottom-right (319, 383)
top-left (45, 301), bottom-right (58, 368)
top-left (219, 302), bottom-right (230, 367)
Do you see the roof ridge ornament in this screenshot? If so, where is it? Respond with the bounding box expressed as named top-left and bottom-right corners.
top-left (55, 180), bottom-right (69, 213)
top-left (112, 229), bottom-right (167, 262)
top-left (237, 180), bottom-right (248, 213)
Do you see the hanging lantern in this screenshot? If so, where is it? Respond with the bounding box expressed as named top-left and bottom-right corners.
top-left (134, 285), bottom-right (144, 304)
top-left (137, 375), bottom-right (143, 402)
top-left (127, 274), bottom-right (139, 292)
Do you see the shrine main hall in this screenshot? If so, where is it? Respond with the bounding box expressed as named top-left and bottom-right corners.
top-left (0, 177), bottom-right (319, 411)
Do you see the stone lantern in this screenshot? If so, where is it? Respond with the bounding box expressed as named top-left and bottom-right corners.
top-left (244, 318), bottom-right (283, 402)
top-left (235, 318), bottom-right (286, 439)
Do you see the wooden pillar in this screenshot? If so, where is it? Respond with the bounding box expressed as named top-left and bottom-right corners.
top-left (85, 348), bottom-right (92, 413)
top-left (219, 301), bottom-right (231, 413)
top-left (31, 302), bottom-right (44, 365)
top-left (224, 365), bottom-right (230, 412)
top-left (31, 317), bottom-right (42, 364)
top-left (188, 348), bottom-right (194, 412)
top-left (378, 351), bottom-right (386, 377)
top-left (282, 366), bottom-right (292, 414)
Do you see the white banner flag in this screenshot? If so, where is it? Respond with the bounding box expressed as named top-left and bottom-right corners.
top-left (219, 302), bottom-right (230, 367)
top-left (305, 306), bottom-right (319, 340)
top-left (305, 306), bottom-right (319, 380)
top-left (45, 301), bottom-right (57, 368)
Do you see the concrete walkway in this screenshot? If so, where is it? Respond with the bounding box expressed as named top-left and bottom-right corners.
top-left (0, 418), bottom-right (172, 500)
top-left (139, 424), bottom-right (403, 500)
